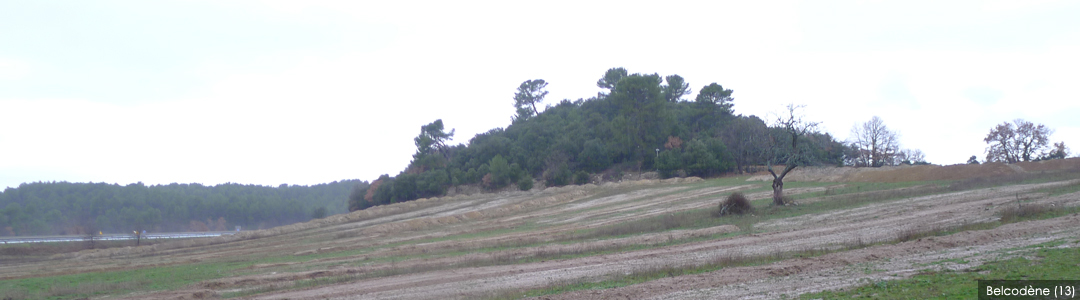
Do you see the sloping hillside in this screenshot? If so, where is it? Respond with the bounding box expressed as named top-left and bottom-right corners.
top-left (1, 161), bottom-right (1079, 299)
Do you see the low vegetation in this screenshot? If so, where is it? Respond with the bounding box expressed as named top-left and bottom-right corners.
top-left (801, 241), bottom-right (1080, 299)
top-left (717, 192), bottom-right (752, 216)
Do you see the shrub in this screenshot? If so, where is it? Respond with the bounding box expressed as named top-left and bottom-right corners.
top-left (311, 207), bottom-right (327, 219)
top-left (1000, 204), bottom-right (1050, 223)
top-left (517, 176), bottom-right (534, 191)
top-left (487, 155), bottom-right (511, 189)
top-left (656, 150), bottom-right (682, 178)
top-left (573, 171), bottom-right (590, 185)
top-left (718, 192), bottom-right (752, 216)
top-left (545, 163), bottom-right (572, 187)
top-left (579, 139), bottom-right (611, 172)
top-left (416, 169), bottom-right (449, 197)
top-left (682, 139), bottom-right (719, 177)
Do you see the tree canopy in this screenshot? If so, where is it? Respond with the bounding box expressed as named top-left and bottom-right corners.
top-left (984, 119), bottom-right (1053, 163)
top-left (513, 79), bottom-right (549, 122)
top-left (1, 180), bottom-right (358, 236)
top-left (351, 67), bottom-right (846, 211)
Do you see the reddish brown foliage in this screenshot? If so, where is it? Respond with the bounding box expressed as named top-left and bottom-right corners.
top-left (665, 136), bottom-right (683, 150)
top-left (365, 179), bottom-right (383, 202)
top-left (190, 220), bottom-right (208, 232)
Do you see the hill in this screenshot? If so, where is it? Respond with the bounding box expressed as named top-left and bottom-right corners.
top-left (348, 68), bottom-right (845, 211)
top-left (2, 159), bottom-right (1078, 299)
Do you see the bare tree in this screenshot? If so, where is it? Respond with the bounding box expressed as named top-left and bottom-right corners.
top-left (848, 116), bottom-right (900, 167)
top-left (722, 115), bottom-right (768, 174)
top-left (83, 220), bottom-right (99, 250)
top-left (897, 149), bottom-right (927, 165)
top-left (767, 104), bottom-right (819, 206)
top-left (984, 119), bottom-right (1052, 163)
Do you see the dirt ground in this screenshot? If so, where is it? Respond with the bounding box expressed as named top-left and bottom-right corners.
top-left (251, 180), bottom-right (1080, 300)
top-left (3, 159), bottom-right (1079, 300)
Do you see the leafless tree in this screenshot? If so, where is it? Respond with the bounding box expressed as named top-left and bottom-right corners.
top-left (721, 115), bottom-right (768, 174)
top-left (848, 116), bottom-right (900, 167)
top-left (984, 119), bottom-right (1052, 163)
top-left (896, 149), bottom-right (927, 165)
top-left (767, 104), bottom-right (819, 206)
top-left (83, 220), bottom-right (99, 250)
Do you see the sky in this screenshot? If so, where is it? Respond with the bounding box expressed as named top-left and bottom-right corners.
top-left (2, 0), bottom-right (1078, 189)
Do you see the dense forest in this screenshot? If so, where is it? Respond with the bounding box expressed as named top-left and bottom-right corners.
top-left (349, 68), bottom-right (845, 211)
top-left (0, 180), bottom-right (362, 236)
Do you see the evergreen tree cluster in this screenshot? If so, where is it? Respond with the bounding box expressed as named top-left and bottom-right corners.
top-left (0, 180), bottom-right (360, 236)
top-left (350, 68), bottom-right (844, 211)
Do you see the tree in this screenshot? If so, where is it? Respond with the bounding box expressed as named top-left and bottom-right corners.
top-left (486, 155), bottom-right (511, 189)
top-left (1039, 142), bottom-right (1070, 160)
top-left (656, 150), bottom-right (682, 178)
top-left (695, 83), bottom-right (734, 113)
top-left (609, 73), bottom-right (669, 168)
top-left (573, 171), bottom-right (590, 185)
top-left (767, 104), bottom-right (820, 206)
top-left (722, 115), bottom-right (768, 174)
top-left (848, 116), bottom-right (900, 167)
top-left (578, 139), bottom-right (611, 172)
top-left (984, 119), bottom-right (1052, 163)
top-left (596, 67), bottom-right (628, 94)
top-left (517, 175), bottom-right (534, 191)
top-left (662, 75), bottom-right (691, 102)
top-left (967, 155), bottom-right (980, 164)
top-left (545, 163), bottom-right (572, 187)
top-left (897, 149), bottom-right (927, 165)
top-left (83, 218), bottom-right (99, 249)
top-left (682, 139), bottom-right (720, 177)
top-left (348, 182), bottom-right (370, 211)
top-left (513, 79), bottom-right (549, 122)
top-left (416, 170), bottom-right (449, 197)
top-left (311, 207), bottom-right (327, 219)
top-left (414, 119), bottom-right (455, 158)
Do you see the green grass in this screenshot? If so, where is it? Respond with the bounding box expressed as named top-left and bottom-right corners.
top-left (0, 260), bottom-right (252, 300)
top-left (487, 241), bottom-right (872, 300)
top-left (1035, 180), bottom-right (1080, 196)
top-left (800, 241), bottom-right (1080, 299)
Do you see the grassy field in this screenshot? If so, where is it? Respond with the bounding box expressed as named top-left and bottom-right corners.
top-left (801, 240), bottom-right (1080, 299)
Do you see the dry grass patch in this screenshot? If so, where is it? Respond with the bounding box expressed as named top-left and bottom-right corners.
top-left (999, 204), bottom-right (1052, 223)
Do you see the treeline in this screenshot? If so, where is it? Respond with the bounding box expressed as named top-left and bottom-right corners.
top-left (349, 68), bottom-right (844, 211)
top-left (0, 180), bottom-right (362, 236)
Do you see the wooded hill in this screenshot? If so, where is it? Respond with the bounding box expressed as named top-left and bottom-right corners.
top-left (349, 68), bottom-right (845, 211)
top-left (0, 180), bottom-right (360, 236)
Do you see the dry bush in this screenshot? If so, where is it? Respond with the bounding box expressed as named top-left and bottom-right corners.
top-left (718, 193), bottom-right (753, 216)
top-left (896, 225), bottom-right (940, 242)
top-left (1000, 204), bottom-right (1051, 223)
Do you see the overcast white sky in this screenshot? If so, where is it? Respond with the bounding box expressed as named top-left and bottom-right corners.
top-left (2, 0), bottom-right (1078, 189)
